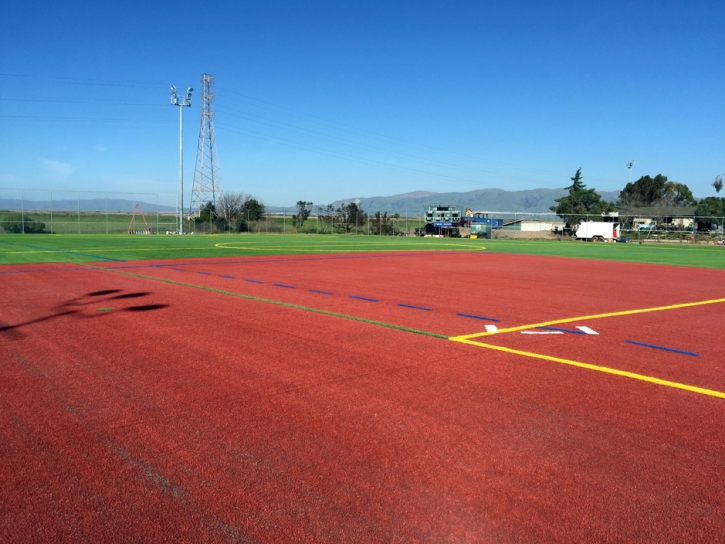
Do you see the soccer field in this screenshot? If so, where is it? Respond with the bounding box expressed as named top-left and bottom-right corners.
top-left (1, 233), bottom-right (724, 267)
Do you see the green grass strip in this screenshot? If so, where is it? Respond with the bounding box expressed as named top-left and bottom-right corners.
top-left (96, 307), bottom-right (115, 312)
top-left (89, 265), bottom-right (449, 340)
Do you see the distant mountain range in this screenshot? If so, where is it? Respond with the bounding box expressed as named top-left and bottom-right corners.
top-left (267, 188), bottom-right (622, 214)
top-left (0, 198), bottom-right (176, 213)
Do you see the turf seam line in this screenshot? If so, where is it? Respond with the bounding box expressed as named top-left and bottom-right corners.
top-left (397, 303), bottom-right (432, 311)
top-left (89, 266), bottom-right (448, 339)
top-left (20, 243), bottom-right (126, 262)
top-left (456, 313), bottom-right (500, 322)
top-left (625, 340), bottom-right (699, 357)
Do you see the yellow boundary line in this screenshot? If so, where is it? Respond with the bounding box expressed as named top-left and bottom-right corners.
top-left (452, 297), bottom-right (725, 341)
top-left (450, 338), bottom-right (725, 399)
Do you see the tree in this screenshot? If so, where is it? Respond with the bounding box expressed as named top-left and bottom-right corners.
top-left (292, 201), bottom-right (313, 233)
top-left (370, 211), bottom-right (394, 235)
top-left (714, 176), bottom-right (723, 194)
top-left (240, 196), bottom-right (265, 221)
top-left (660, 181), bottom-right (697, 207)
top-left (217, 192), bottom-right (244, 225)
top-left (316, 204), bottom-right (335, 233)
top-left (694, 197), bottom-right (725, 230)
top-left (0, 213), bottom-right (46, 234)
top-left (550, 168), bottom-right (616, 226)
top-left (197, 202), bottom-right (217, 222)
top-left (335, 202), bottom-right (367, 233)
top-left (617, 174), bottom-right (695, 208)
top-left (236, 196), bottom-right (266, 232)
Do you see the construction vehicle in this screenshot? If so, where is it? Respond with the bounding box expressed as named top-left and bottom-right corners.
top-left (462, 208), bottom-right (504, 229)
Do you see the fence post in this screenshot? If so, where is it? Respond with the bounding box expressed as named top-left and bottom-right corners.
top-left (106, 194), bottom-right (109, 234)
top-left (21, 189), bottom-right (25, 234)
top-left (77, 191), bottom-right (81, 234)
top-left (50, 190), bottom-right (53, 234)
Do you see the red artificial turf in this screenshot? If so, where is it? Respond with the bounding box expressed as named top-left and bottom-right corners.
top-left (1, 253), bottom-right (724, 542)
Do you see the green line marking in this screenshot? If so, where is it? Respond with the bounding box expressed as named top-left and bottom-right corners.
top-left (96, 307), bottom-right (115, 312)
top-left (89, 265), bottom-right (448, 340)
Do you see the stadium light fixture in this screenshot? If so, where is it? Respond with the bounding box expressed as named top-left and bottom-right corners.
top-left (627, 160), bottom-right (635, 185)
top-left (171, 85), bottom-right (192, 234)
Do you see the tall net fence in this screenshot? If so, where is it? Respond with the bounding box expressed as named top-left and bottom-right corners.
top-left (2, 191), bottom-right (723, 243)
top-left (0, 189), bottom-right (178, 234)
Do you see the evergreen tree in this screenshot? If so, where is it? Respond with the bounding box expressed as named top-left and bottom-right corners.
top-left (550, 168), bottom-right (615, 227)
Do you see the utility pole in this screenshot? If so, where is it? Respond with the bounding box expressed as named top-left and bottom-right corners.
top-left (191, 74), bottom-right (223, 219)
top-left (627, 160), bottom-right (635, 185)
top-left (171, 85), bottom-right (193, 234)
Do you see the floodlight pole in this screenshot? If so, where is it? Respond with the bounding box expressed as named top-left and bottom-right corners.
top-left (627, 160), bottom-right (635, 185)
top-left (171, 85), bottom-right (193, 234)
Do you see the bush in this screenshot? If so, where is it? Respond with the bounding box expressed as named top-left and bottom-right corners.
top-left (1, 213), bottom-right (47, 233)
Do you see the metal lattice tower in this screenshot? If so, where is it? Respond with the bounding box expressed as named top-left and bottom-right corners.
top-left (190, 74), bottom-right (223, 215)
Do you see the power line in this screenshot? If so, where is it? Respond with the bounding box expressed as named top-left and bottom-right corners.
top-left (0, 97), bottom-right (165, 106)
top-left (215, 105), bottom-right (555, 183)
top-left (216, 122), bottom-right (511, 189)
top-left (215, 85), bottom-right (566, 178)
top-left (0, 115), bottom-right (173, 123)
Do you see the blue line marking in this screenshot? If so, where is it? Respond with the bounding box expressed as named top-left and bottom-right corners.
top-left (245, 279), bottom-right (263, 284)
top-left (219, 275), bottom-right (235, 279)
top-left (196, 271), bottom-right (211, 275)
top-left (274, 283), bottom-right (295, 289)
top-left (537, 326), bottom-right (585, 335)
top-left (625, 340), bottom-right (699, 357)
top-left (172, 268), bottom-right (185, 272)
top-left (456, 313), bottom-right (500, 322)
top-left (398, 303), bottom-right (432, 311)
top-left (309, 289), bottom-right (333, 295)
top-left (350, 296), bottom-right (378, 302)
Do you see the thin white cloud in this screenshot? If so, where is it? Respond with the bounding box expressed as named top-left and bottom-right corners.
top-left (41, 158), bottom-right (75, 181)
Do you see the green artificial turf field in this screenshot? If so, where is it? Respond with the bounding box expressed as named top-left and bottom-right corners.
top-left (0, 233), bottom-right (723, 268)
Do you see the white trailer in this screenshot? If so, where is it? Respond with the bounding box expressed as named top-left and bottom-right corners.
top-left (575, 222), bottom-right (620, 241)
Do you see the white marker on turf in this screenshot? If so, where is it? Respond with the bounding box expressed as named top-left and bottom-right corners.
top-left (485, 325), bottom-right (498, 333)
top-left (576, 326), bottom-right (599, 335)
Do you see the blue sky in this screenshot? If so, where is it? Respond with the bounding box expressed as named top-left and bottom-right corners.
top-left (1, 0), bottom-right (724, 207)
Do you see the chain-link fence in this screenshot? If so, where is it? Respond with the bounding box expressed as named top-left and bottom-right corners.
top-left (2, 191), bottom-right (723, 243)
top-left (0, 189), bottom-right (178, 234)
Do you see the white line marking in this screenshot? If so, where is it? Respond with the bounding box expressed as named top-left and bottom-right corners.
top-left (521, 331), bottom-right (564, 335)
top-left (485, 325), bottom-right (498, 333)
top-left (576, 326), bottom-right (599, 335)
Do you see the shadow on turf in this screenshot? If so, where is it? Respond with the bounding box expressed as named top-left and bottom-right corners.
top-left (1, 291), bottom-right (168, 336)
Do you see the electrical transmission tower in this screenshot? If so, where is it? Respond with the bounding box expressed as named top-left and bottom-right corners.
top-left (190, 74), bottom-right (223, 216)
